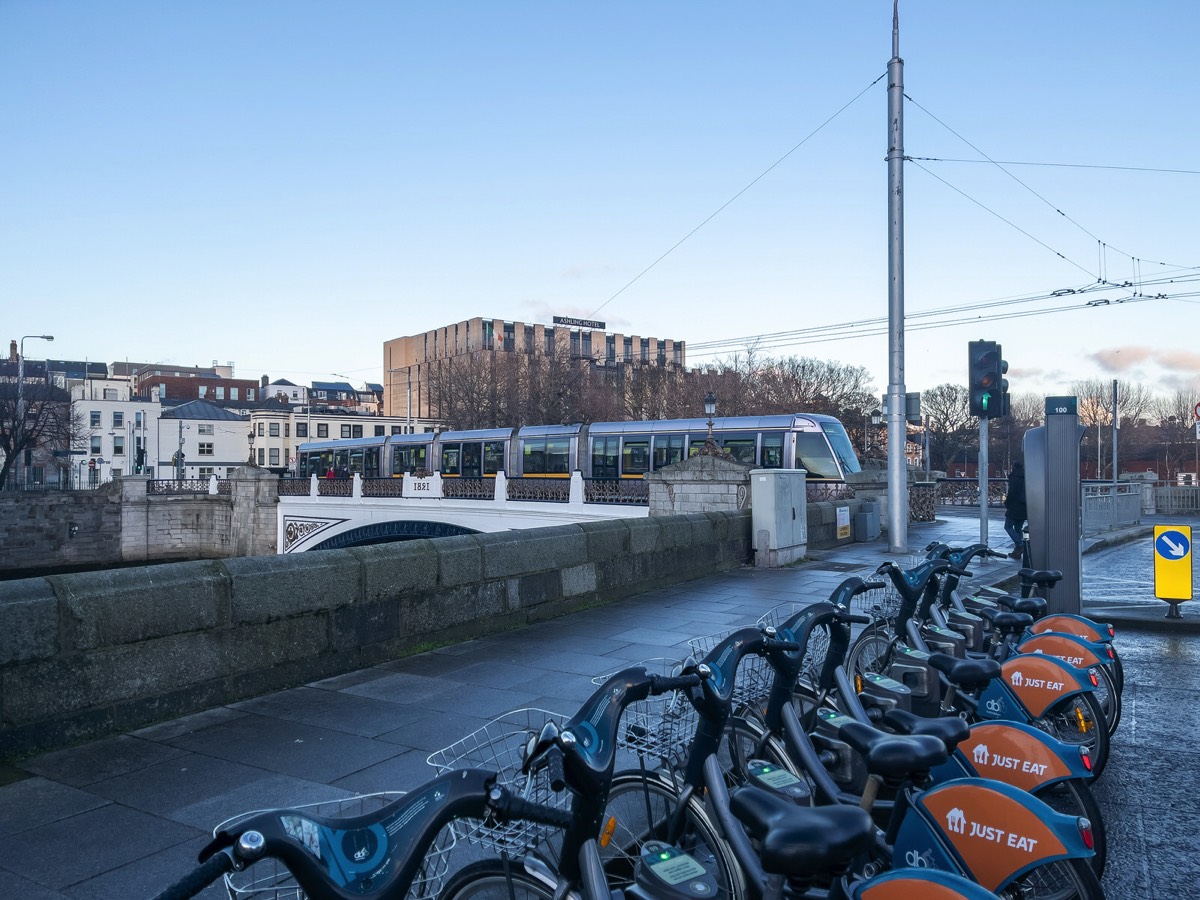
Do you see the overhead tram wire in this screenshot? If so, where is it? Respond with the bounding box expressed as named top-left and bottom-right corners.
top-left (905, 93), bottom-right (1199, 273)
top-left (906, 157), bottom-right (1200, 178)
top-left (585, 71), bottom-right (888, 321)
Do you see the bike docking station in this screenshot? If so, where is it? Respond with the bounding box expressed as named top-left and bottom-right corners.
top-left (1024, 397), bottom-right (1086, 615)
top-left (1153, 523), bottom-right (1193, 619)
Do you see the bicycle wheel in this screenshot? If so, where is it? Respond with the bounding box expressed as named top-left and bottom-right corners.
top-left (602, 771), bottom-right (744, 900)
top-left (1088, 664), bottom-right (1121, 737)
top-left (1033, 693), bottom-right (1110, 780)
top-left (846, 623), bottom-right (895, 680)
top-left (1030, 778), bottom-right (1107, 878)
top-left (439, 858), bottom-right (556, 900)
top-left (997, 855), bottom-right (1104, 899)
top-left (1108, 644), bottom-right (1124, 693)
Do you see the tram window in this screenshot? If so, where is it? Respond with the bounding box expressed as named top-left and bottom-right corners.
top-left (441, 445), bottom-right (461, 475)
top-left (349, 449), bottom-right (364, 473)
top-left (688, 439), bottom-right (706, 458)
top-left (334, 450), bottom-right (350, 475)
top-left (652, 434), bottom-right (685, 469)
top-left (795, 434), bottom-right (839, 479)
top-left (523, 439), bottom-right (545, 474)
top-left (365, 448), bottom-right (380, 475)
top-left (462, 442), bottom-right (483, 478)
top-left (821, 421), bottom-right (862, 475)
top-left (392, 446), bottom-right (428, 475)
top-left (720, 433), bottom-right (756, 465)
top-left (546, 438), bottom-right (569, 473)
top-left (622, 437), bottom-right (651, 475)
top-left (592, 436), bottom-right (620, 478)
top-left (761, 433), bottom-right (784, 468)
top-left (483, 441), bottom-right (506, 475)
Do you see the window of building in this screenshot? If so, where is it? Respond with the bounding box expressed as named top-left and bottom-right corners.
top-left (198, 386), bottom-right (207, 398)
top-left (317, 423), bottom-right (328, 438)
top-left (352, 424), bottom-right (363, 438)
top-left (570, 331), bottom-right (580, 358)
top-left (90, 411), bottom-right (101, 427)
top-left (269, 423), bottom-right (280, 437)
top-left (257, 422), bottom-right (265, 436)
top-left (231, 388), bottom-right (239, 400)
top-left (113, 436), bottom-right (125, 456)
top-left (90, 435), bottom-right (102, 454)
top-left (391, 425), bottom-right (402, 434)
top-left (525, 325), bottom-right (534, 353)
top-left (375, 425), bottom-right (386, 436)
top-left (247, 389), bottom-right (256, 400)
top-left (112, 411), bottom-right (123, 428)
top-left (606, 335), bottom-right (616, 362)
top-left (284, 424), bottom-right (290, 437)
top-left (135, 411), bottom-right (143, 427)
top-left (582, 333), bottom-right (592, 357)
top-left (545, 328), bottom-right (555, 356)
top-left (103, 388), bottom-right (118, 400)
top-left (198, 424), bottom-right (214, 435)
top-left (198, 442), bottom-right (214, 456)
top-left (257, 448), bottom-right (265, 465)
top-left (198, 467), bottom-right (214, 477)
top-left (640, 338), bottom-right (650, 362)
top-left (624, 336), bottom-right (633, 362)
top-left (673, 344), bottom-right (682, 365)
top-left (503, 322), bottom-right (515, 351)
top-left (216, 386), bottom-right (225, 400)
top-left (159, 383), bottom-right (167, 398)
top-left (111, 468), bottom-right (122, 477)
top-left (269, 448), bottom-right (280, 466)
top-left (341, 425), bottom-right (351, 438)
top-left (296, 422), bottom-right (308, 438)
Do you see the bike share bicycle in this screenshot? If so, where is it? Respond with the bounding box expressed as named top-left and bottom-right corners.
top-left (722, 579), bottom-right (1107, 880)
top-left (607, 622), bottom-right (1102, 899)
top-left (922, 542), bottom-right (1122, 735)
top-left (844, 558), bottom-right (1111, 778)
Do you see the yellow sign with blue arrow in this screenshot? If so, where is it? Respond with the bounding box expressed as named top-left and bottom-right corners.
top-left (1154, 525), bottom-right (1193, 602)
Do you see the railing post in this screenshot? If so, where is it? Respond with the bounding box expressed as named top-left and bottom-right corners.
top-left (209, 475), bottom-right (218, 495)
top-left (494, 470), bottom-right (508, 502)
top-left (568, 470), bottom-right (584, 505)
top-left (352, 473), bottom-right (362, 500)
top-left (309, 474), bottom-right (318, 498)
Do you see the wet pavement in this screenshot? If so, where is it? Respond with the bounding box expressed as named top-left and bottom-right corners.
top-left (0, 511), bottom-right (1196, 899)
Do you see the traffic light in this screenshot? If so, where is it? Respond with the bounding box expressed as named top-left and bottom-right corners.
top-left (997, 355), bottom-right (1011, 418)
top-left (968, 340), bottom-right (1003, 417)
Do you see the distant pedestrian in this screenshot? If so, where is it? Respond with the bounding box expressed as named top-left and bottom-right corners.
top-left (325, 465), bottom-right (335, 479)
top-left (1004, 460), bottom-right (1027, 558)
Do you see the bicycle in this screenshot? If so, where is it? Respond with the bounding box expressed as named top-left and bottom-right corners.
top-left (621, 624), bottom-right (1103, 899)
top-left (845, 559), bottom-right (1111, 777)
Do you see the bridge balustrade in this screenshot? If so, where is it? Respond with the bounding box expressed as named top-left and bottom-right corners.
top-left (361, 477), bottom-right (405, 498)
top-left (583, 477), bottom-right (649, 505)
top-left (442, 477), bottom-right (494, 500)
top-left (147, 479), bottom-right (213, 495)
top-left (317, 477), bottom-right (353, 497)
top-left (507, 476), bottom-right (570, 502)
top-left (278, 477), bottom-right (312, 496)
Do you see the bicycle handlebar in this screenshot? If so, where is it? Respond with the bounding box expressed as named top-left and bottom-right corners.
top-left (150, 850), bottom-right (235, 900)
top-left (489, 785), bottom-right (576, 831)
top-left (649, 672), bottom-right (704, 695)
top-left (546, 745), bottom-right (567, 793)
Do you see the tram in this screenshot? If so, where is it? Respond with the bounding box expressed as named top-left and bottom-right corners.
top-left (295, 414), bottom-right (861, 484)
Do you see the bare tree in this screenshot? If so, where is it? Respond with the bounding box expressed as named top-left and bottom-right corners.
top-left (1072, 378), bottom-right (1160, 479)
top-left (921, 383), bottom-right (975, 475)
top-left (0, 382), bottom-right (79, 488)
top-left (1151, 389), bottom-right (1200, 480)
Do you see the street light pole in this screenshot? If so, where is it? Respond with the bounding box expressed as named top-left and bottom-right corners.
top-left (16, 334), bottom-right (54, 486)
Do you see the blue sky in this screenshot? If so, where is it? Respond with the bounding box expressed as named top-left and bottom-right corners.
top-left (2, 1), bottom-right (1197, 402)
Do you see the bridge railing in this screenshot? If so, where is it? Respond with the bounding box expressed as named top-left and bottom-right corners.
top-left (583, 477), bottom-right (649, 505)
top-left (443, 477), bottom-right (495, 500)
top-left (507, 476), bottom-right (570, 503)
top-left (317, 477), bottom-right (353, 498)
top-left (148, 478), bottom-right (217, 495)
top-left (278, 477), bottom-right (313, 496)
top-left (934, 477), bottom-right (1008, 507)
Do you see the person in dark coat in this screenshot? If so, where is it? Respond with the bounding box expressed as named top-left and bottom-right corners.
top-left (1003, 460), bottom-right (1027, 558)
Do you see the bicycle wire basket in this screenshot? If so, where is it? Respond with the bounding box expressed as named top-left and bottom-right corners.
top-left (215, 792), bottom-right (455, 900)
top-left (755, 603), bottom-right (834, 686)
top-left (686, 630), bottom-right (775, 714)
top-left (851, 570), bottom-right (902, 623)
top-left (590, 658), bottom-right (698, 764)
top-left (426, 707), bottom-right (570, 856)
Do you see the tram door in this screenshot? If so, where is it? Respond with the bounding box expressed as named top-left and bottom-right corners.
top-left (461, 442), bottom-right (483, 478)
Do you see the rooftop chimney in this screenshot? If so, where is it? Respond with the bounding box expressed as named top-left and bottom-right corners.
top-left (9, 340), bottom-right (16, 362)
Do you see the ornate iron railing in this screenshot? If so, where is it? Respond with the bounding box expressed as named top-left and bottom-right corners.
top-left (807, 483), bottom-right (855, 502)
top-left (442, 477), bottom-right (494, 500)
top-left (277, 478), bottom-right (312, 496)
top-left (361, 477), bottom-right (406, 498)
top-left (317, 477), bottom-right (353, 497)
top-left (216, 480), bottom-right (233, 496)
top-left (148, 479), bottom-right (212, 495)
top-left (507, 477), bottom-right (570, 503)
top-left (583, 478), bottom-right (648, 505)
top-left (934, 477), bottom-right (1007, 507)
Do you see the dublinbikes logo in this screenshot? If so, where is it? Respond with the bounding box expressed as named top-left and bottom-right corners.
top-left (943, 807), bottom-right (1041, 852)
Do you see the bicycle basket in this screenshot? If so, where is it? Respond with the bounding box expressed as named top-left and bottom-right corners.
top-left (426, 707), bottom-right (569, 855)
top-left (686, 628), bottom-right (779, 714)
top-left (755, 603), bottom-right (833, 684)
top-left (215, 792), bottom-right (454, 900)
top-left (852, 574), bottom-right (901, 622)
top-left (590, 658), bottom-right (698, 764)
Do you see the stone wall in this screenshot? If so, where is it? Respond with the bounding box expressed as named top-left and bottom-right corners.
top-left (0, 485), bottom-right (123, 575)
top-left (0, 511), bottom-right (752, 760)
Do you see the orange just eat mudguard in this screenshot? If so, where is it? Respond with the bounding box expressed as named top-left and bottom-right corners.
top-left (1017, 633), bottom-right (1106, 670)
top-left (958, 723), bottom-right (1074, 791)
top-left (856, 879), bottom-right (976, 899)
top-left (918, 782), bottom-right (1068, 891)
top-left (1030, 615), bottom-right (1106, 643)
top-left (999, 655), bottom-right (1084, 718)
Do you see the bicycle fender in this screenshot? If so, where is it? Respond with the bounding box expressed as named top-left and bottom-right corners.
top-left (1016, 632), bottom-right (1112, 671)
top-left (1030, 613), bottom-right (1113, 643)
top-left (906, 778), bottom-right (1087, 892)
top-left (849, 867), bottom-right (1003, 899)
top-left (949, 721), bottom-right (1088, 790)
top-left (995, 655), bottom-right (1093, 719)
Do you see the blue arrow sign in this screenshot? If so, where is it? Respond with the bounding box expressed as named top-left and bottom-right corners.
top-left (1155, 530), bottom-right (1191, 560)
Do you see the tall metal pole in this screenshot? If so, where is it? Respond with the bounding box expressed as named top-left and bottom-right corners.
top-left (979, 417), bottom-right (989, 545)
top-left (886, 1), bottom-right (909, 552)
top-left (1110, 379), bottom-right (1118, 488)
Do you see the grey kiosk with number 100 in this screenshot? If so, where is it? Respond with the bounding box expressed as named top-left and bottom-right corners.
top-left (1022, 396), bottom-right (1085, 614)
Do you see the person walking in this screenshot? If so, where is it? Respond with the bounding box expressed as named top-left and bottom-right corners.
top-left (1003, 460), bottom-right (1027, 558)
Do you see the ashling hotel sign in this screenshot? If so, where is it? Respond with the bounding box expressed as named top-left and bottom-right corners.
top-left (552, 316), bottom-right (606, 330)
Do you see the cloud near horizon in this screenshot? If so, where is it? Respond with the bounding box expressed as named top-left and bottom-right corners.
top-left (1089, 346), bottom-right (1200, 374)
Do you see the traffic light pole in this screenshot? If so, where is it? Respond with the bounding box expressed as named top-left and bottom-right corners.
top-left (978, 416), bottom-right (989, 545)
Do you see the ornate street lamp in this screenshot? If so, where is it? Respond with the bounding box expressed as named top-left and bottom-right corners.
top-left (247, 430), bottom-right (256, 467)
top-left (704, 392), bottom-right (717, 440)
top-left (698, 392), bottom-right (730, 459)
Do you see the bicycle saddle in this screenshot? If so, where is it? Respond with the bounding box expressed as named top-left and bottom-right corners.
top-left (927, 653), bottom-right (1001, 690)
top-left (996, 594), bottom-right (1048, 618)
top-left (881, 708), bottom-right (970, 753)
top-left (729, 786), bottom-right (874, 877)
top-left (976, 608), bottom-right (1034, 636)
top-left (1018, 568), bottom-right (1063, 589)
top-left (837, 721), bottom-right (947, 781)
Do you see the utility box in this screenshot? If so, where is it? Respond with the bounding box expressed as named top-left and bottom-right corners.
top-left (854, 501), bottom-right (881, 542)
top-left (749, 469), bottom-right (807, 567)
